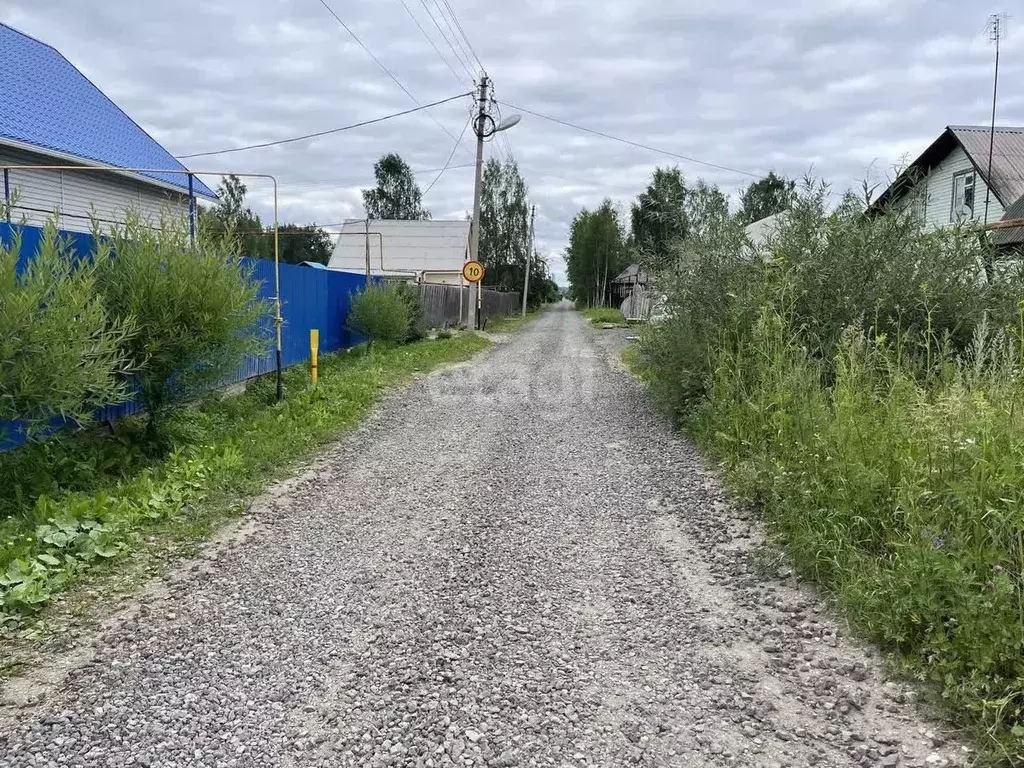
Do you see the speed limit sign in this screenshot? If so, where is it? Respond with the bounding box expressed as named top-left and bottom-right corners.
top-left (462, 260), bottom-right (485, 283)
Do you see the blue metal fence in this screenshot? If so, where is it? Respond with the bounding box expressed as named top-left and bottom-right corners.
top-left (1, 222), bottom-right (368, 449)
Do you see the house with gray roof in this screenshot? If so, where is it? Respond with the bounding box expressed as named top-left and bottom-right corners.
top-left (870, 125), bottom-right (1024, 250)
top-left (0, 23), bottom-right (214, 233)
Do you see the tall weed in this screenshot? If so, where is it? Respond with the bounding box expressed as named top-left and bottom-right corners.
top-left (641, 181), bottom-right (1024, 760)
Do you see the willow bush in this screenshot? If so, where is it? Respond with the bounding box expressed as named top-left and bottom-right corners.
top-left (639, 182), bottom-right (1024, 760)
top-left (94, 212), bottom-right (271, 425)
top-left (0, 219), bottom-right (134, 437)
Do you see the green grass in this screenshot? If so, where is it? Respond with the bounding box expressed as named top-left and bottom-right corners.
top-left (640, 309), bottom-right (1024, 765)
top-left (620, 342), bottom-right (653, 381)
top-left (0, 334), bottom-right (491, 643)
top-left (482, 306), bottom-right (545, 334)
top-left (580, 307), bottom-right (625, 325)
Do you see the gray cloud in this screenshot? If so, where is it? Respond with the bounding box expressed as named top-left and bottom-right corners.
top-left (6, 0), bottom-right (1023, 284)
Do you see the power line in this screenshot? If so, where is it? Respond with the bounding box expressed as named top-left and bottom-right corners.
top-left (315, 0), bottom-right (469, 150)
top-left (281, 163), bottom-right (475, 190)
top-left (316, 0), bottom-right (423, 105)
top-left (431, 0), bottom-right (479, 75)
top-left (417, 0), bottom-right (476, 81)
top-left (395, 0), bottom-right (469, 88)
top-left (177, 93), bottom-right (472, 159)
top-left (424, 112), bottom-right (473, 195)
top-left (436, 0), bottom-right (484, 72)
top-left (496, 100), bottom-right (761, 179)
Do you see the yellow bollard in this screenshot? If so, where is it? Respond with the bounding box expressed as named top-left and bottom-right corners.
top-left (310, 329), bottom-right (319, 386)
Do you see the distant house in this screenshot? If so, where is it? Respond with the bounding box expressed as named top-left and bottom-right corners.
top-left (327, 219), bottom-right (471, 284)
top-left (610, 263), bottom-right (653, 320)
top-left (743, 210), bottom-right (791, 255)
top-left (0, 23), bottom-right (214, 233)
top-left (871, 125), bottom-right (1024, 249)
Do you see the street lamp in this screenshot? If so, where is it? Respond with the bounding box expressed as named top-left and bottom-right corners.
top-left (467, 75), bottom-right (520, 330)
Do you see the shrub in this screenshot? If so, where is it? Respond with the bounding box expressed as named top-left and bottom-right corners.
top-left (0, 219), bottom-right (134, 435)
top-left (346, 283), bottom-right (411, 347)
top-left (638, 178), bottom-right (1024, 758)
top-left (392, 281), bottom-right (425, 341)
top-left (94, 212), bottom-right (270, 423)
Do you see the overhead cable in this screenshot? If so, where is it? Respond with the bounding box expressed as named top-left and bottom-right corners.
top-left (315, 0), bottom-right (470, 149)
top-left (496, 101), bottom-right (761, 178)
top-left (177, 93), bottom-right (472, 159)
top-left (424, 112), bottom-right (473, 195)
top-left (395, 0), bottom-right (469, 87)
top-left (417, 0), bottom-right (476, 80)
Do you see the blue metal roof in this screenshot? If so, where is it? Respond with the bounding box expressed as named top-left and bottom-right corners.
top-left (0, 24), bottom-right (215, 197)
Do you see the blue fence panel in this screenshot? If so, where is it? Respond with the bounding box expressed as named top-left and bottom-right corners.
top-left (2, 221), bottom-right (96, 273)
top-left (1, 223), bottom-right (370, 451)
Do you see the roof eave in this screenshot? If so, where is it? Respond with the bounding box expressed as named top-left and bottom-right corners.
top-left (870, 128), bottom-right (959, 213)
top-left (0, 138), bottom-right (218, 201)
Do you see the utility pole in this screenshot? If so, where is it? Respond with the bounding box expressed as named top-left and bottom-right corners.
top-left (364, 217), bottom-right (372, 287)
top-left (467, 74), bottom-right (490, 331)
top-left (984, 13), bottom-right (1005, 226)
top-left (522, 204), bottom-right (535, 317)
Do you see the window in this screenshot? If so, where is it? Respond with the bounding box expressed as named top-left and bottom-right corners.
top-left (950, 170), bottom-right (975, 221)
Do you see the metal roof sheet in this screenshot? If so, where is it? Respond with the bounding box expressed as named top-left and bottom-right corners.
top-left (0, 24), bottom-right (214, 197)
top-left (328, 219), bottom-right (471, 275)
top-left (991, 193), bottom-right (1024, 246)
top-left (949, 125), bottom-right (1024, 208)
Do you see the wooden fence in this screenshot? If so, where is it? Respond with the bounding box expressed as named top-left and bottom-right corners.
top-left (417, 283), bottom-right (520, 328)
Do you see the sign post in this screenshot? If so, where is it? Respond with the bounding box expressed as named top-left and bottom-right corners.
top-left (462, 261), bottom-right (485, 329)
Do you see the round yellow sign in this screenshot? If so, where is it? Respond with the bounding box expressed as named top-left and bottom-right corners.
top-left (462, 260), bottom-right (485, 283)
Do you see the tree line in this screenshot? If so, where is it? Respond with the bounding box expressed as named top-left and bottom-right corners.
top-left (205, 152), bottom-right (560, 306)
top-left (564, 167), bottom-right (797, 307)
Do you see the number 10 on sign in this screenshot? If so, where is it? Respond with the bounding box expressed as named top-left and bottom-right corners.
top-left (462, 260), bottom-right (485, 283)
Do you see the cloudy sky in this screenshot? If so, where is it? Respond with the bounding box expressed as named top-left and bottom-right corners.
top-left (6, 0), bottom-right (1022, 283)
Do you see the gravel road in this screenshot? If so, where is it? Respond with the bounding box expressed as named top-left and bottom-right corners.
top-left (1, 303), bottom-right (968, 767)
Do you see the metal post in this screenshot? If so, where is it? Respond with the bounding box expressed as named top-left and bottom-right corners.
top-left (187, 173), bottom-right (196, 245)
top-left (522, 204), bottom-right (535, 316)
top-left (273, 184), bottom-right (283, 403)
top-left (984, 15), bottom-right (1001, 226)
top-left (364, 217), bottom-right (372, 287)
top-left (310, 329), bottom-right (319, 386)
top-left (467, 74), bottom-right (489, 331)
top-left (3, 168), bottom-right (10, 222)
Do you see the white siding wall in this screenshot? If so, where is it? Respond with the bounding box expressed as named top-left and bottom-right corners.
top-left (915, 146), bottom-right (1006, 229)
top-left (1, 145), bottom-right (189, 233)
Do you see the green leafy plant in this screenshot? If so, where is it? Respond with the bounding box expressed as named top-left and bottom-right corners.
top-left (94, 211), bottom-right (271, 425)
top-left (0, 219), bottom-right (135, 435)
top-left (0, 333), bottom-right (489, 631)
top-left (346, 283), bottom-right (412, 348)
top-left (635, 177), bottom-right (1024, 761)
top-left (392, 281), bottom-right (425, 342)
top-left (580, 307), bottom-right (625, 325)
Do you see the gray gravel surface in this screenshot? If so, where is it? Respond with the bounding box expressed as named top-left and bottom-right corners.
top-left (1, 303), bottom-right (969, 767)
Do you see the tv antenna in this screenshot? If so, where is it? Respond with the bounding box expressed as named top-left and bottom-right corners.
top-left (983, 13), bottom-right (1008, 225)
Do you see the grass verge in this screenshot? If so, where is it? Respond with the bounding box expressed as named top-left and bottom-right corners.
top-left (482, 306), bottom-right (545, 334)
top-left (580, 307), bottom-right (625, 325)
top-left (0, 333), bottom-right (491, 659)
top-left (634, 311), bottom-right (1024, 765)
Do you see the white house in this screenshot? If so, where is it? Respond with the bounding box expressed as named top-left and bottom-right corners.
top-left (328, 219), bottom-right (471, 285)
top-left (0, 23), bottom-right (215, 233)
top-left (871, 125), bottom-right (1024, 249)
